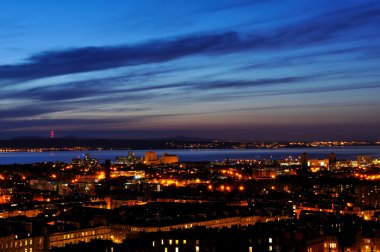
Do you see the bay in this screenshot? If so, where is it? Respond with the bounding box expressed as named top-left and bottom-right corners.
top-left (0, 146), bottom-right (379, 164)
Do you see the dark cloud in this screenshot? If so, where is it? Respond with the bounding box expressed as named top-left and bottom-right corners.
top-left (1, 3), bottom-right (379, 82)
top-left (0, 31), bottom-right (241, 81)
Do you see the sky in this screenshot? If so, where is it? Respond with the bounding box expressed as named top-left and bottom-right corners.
top-left (0, 0), bottom-right (380, 141)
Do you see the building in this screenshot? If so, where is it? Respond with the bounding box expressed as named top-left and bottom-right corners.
top-left (161, 153), bottom-right (179, 164)
top-left (0, 235), bottom-right (44, 252)
top-left (328, 152), bottom-right (336, 165)
top-left (145, 152), bottom-right (179, 165)
top-left (308, 159), bottom-right (329, 168)
top-left (301, 152), bottom-right (309, 170)
top-left (357, 155), bottom-right (372, 167)
top-left (145, 152), bottom-right (159, 165)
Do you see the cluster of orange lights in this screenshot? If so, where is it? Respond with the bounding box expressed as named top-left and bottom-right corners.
top-left (220, 170), bottom-right (243, 179)
top-left (354, 173), bottom-right (380, 180)
top-left (0, 195), bottom-right (11, 203)
top-left (97, 172), bottom-right (106, 180)
top-left (208, 184), bottom-right (244, 192)
top-left (160, 179), bottom-right (178, 185)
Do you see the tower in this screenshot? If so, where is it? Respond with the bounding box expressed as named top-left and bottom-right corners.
top-left (301, 152), bottom-right (309, 170)
top-left (328, 152), bottom-right (336, 165)
top-left (104, 160), bottom-right (111, 191)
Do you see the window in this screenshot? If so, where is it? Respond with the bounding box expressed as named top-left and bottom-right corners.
top-left (183, 240), bottom-right (186, 244)
top-left (269, 238), bottom-right (272, 244)
top-left (330, 243), bottom-right (337, 249)
top-left (196, 246), bottom-right (200, 252)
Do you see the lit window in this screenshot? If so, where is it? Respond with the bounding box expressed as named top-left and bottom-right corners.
top-left (183, 240), bottom-right (186, 244)
top-left (249, 246), bottom-right (253, 252)
top-left (269, 245), bottom-right (273, 251)
top-left (176, 240), bottom-right (179, 244)
top-left (152, 241), bottom-right (155, 247)
top-left (330, 243), bottom-right (337, 249)
top-left (169, 239), bottom-right (173, 245)
top-left (161, 239), bottom-right (164, 245)
top-left (165, 248), bottom-right (168, 252)
top-left (175, 247), bottom-right (179, 252)
top-left (269, 238), bottom-right (272, 244)
top-left (196, 246), bottom-right (200, 252)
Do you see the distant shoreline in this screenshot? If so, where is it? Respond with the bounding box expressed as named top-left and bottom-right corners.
top-left (0, 144), bottom-right (379, 153)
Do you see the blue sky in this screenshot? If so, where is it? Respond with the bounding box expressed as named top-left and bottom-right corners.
top-left (0, 0), bottom-right (379, 140)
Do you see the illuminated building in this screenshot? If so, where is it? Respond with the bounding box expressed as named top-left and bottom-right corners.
top-left (308, 159), bottom-right (329, 168)
top-left (145, 151), bottom-right (159, 165)
top-left (161, 153), bottom-right (179, 164)
top-left (0, 236), bottom-right (44, 251)
top-left (145, 151), bottom-right (178, 165)
top-left (357, 155), bottom-right (373, 167)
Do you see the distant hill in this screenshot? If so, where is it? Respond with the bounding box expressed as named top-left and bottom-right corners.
top-left (12, 136), bottom-right (48, 140)
top-left (163, 136), bottom-right (212, 142)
